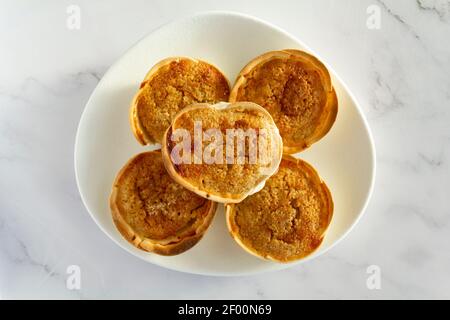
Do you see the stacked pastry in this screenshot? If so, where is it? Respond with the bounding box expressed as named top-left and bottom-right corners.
top-left (110, 50), bottom-right (337, 262)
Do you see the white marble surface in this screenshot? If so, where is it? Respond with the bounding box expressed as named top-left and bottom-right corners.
top-left (0, 0), bottom-right (449, 299)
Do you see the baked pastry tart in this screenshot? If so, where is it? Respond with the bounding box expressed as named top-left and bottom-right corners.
top-left (131, 57), bottom-right (230, 145)
top-left (226, 156), bottom-right (333, 262)
top-left (161, 101), bottom-right (283, 204)
top-left (230, 49), bottom-right (338, 154)
top-left (110, 150), bottom-right (217, 255)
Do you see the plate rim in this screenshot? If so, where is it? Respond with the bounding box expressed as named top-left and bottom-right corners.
top-left (74, 10), bottom-right (377, 276)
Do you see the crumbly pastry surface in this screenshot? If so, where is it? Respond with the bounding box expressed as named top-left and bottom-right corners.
top-left (162, 102), bottom-right (283, 203)
top-left (110, 150), bottom-right (216, 255)
top-left (131, 58), bottom-right (230, 144)
top-left (226, 156), bottom-right (333, 262)
top-left (230, 50), bottom-right (337, 153)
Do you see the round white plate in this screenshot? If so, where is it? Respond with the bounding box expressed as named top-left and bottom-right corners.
top-left (75, 12), bottom-right (376, 276)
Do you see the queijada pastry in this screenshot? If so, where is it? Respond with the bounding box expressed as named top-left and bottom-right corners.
top-left (230, 49), bottom-right (338, 154)
top-left (161, 101), bottom-right (283, 204)
top-left (130, 57), bottom-right (230, 145)
top-left (110, 150), bottom-right (217, 255)
top-left (226, 156), bottom-right (333, 262)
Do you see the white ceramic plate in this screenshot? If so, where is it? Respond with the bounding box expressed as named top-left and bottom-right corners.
top-left (75, 12), bottom-right (376, 276)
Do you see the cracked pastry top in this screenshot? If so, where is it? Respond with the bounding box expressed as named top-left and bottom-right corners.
top-left (109, 150), bottom-right (217, 256)
top-left (130, 57), bottom-right (230, 145)
top-left (225, 156), bottom-right (333, 262)
top-left (161, 102), bottom-right (283, 204)
top-left (230, 49), bottom-right (338, 154)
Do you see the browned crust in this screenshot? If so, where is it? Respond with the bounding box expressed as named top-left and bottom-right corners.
top-left (109, 150), bottom-right (217, 256)
top-left (230, 49), bottom-right (338, 154)
top-left (129, 91), bottom-right (148, 145)
top-left (225, 155), bottom-right (333, 263)
top-left (161, 102), bottom-right (283, 204)
top-left (130, 57), bottom-right (230, 145)
top-left (130, 58), bottom-right (183, 145)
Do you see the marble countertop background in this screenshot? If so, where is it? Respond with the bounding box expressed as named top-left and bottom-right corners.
top-left (0, 0), bottom-right (449, 299)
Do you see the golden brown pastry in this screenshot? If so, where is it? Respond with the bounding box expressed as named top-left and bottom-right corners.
top-left (130, 57), bottom-right (230, 145)
top-left (226, 156), bottom-right (333, 262)
top-left (230, 49), bottom-right (338, 154)
top-left (161, 101), bottom-right (283, 204)
top-left (110, 150), bottom-right (217, 255)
